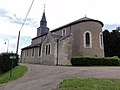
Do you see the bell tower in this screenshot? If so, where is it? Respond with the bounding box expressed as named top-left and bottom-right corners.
top-left (37, 5), bottom-right (49, 36)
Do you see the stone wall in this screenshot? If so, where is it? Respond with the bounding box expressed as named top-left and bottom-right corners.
top-left (41, 33), bottom-right (56, 65)
top-left (58, 36), bottom-right (72, 65)
top-left (71, 21), bottom-right (104, 57)
top-left (21, 48), bottom-right (41, 64)
top-left (21, 19), bottom-right (104, 65)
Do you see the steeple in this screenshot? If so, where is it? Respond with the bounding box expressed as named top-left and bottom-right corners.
top-left (40, 4), bottom-right (47, 27)
top-left (40, 11), bottom-right (47, 27)
top-left (37, 4), bottom-right (49, 37)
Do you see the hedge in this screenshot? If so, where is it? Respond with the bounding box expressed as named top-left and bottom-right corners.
top-left (71, 56), bottom-right (120, 66)
top-left (0, 53), bottom-right (19, 73)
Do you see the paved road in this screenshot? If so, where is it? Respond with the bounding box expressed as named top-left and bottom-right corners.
top-left (0, 64), bottom-right (120, 90)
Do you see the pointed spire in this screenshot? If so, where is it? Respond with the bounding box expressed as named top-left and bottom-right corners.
top-left (37, 4), bottom-right (49, 36)
top-left (41, 11), bottom-right (46, 22)
top-left (40, 4), bottom-right (47, 27)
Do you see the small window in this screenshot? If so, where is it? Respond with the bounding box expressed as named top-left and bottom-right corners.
top-left (62, 28), bottom-right (66, 36)
top-left (26, 50), bottom-right (29, 57)
top-left (86, 32), bottom-right (90, 47)
top-left (24, 50), bottom-right (28, 57)
top-left (48, 44), bottom-right (51, 55)
top-left (31, 48), bottom-right (35, 57)
top-left (83, 31), bottom-right (92, 48)
top-left (45, 44), bottom-right (48, 55)
top-left (45, 44), bottom-right (51, 55)
top-left (23, 51), bottom-right (26, 57)
top-left (99, 33), bottom-right (103, 49)
top-left (38, 45), bottom-right (41, 57)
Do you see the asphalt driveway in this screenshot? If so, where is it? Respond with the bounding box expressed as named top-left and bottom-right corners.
top-left (0, 63), bottom-right (120, 90)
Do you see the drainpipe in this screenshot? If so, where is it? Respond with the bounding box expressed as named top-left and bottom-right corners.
top-left (56, 39), bottom-right (59, 65)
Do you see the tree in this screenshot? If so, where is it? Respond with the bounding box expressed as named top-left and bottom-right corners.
top-left (103, 28), bottom-right (120, 57)
top-left (0, 52), bottom-right (18, 73)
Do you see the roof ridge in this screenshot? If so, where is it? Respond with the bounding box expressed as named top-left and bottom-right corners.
top-left (51, 17), bottom-right (103, 32)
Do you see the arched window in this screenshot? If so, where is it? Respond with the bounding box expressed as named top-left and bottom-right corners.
top-left (45, 43), bottom-right (51, 55)
top-left (86, 32), bottom-right (90, 46)
top-left (38, 45), bottom-right (41, 57)
top-left (26, 50), bottom-right (29, 57)
top-left (48, 44), bottom-right (51, 55)
top-left (83, 31), bottom-right (92, 48)
top-left (31, 48), bottom-right (35, 57)
top-left (99, 33), bottom-right (103, 49)
top-left (62, 28), bottom-right (66, 36)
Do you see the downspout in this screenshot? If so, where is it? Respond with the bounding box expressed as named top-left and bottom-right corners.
top-left (70, 25), bottom-right (71, 35)
top-left (56, 39), bottom-right (59, 65)
top-left (20, 50), bottom-right (22, 63)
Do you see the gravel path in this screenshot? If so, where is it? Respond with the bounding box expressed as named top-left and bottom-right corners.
top-left (0, 63), bottom-right (120, 90)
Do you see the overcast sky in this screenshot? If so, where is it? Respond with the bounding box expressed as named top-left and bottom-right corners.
top-left (0, 0), bottom-right (120, 54)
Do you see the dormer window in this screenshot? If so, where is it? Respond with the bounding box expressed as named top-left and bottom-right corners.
top-left (62, 28), bottom-right (66, 36)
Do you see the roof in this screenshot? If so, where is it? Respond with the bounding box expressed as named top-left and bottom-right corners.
top-left (33, 17), bottom-right (103, 40)
top-left (22, 33), bottom-right (71, 50)
top-left (22, 34), bottom-right (47, 50)
top-left (22, 43), bottom-right (41, 50)
top-left (22, 17), bottom-right (103, 50)
top-left (32, 33), bottom-right (47, 40)
top-left (51, 33), bottom-right (63, 39)
top-left (51, 33), bottom-right (71, 41)
top-left (51, 17), bottom-right (104, 32)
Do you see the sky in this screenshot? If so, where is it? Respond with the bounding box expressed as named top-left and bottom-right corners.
top-left (0, 0), bottom-right (120, 54)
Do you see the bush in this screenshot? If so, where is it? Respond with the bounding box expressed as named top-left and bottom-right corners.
top-left (0, 53), bottom-right (19, 73)
top-left (71, 56), bottom-right (120, 66)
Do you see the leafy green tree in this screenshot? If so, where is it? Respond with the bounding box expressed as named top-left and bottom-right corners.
top-left (0, 52), bottom-right (18, 73)
top-left (103, 28), bottom-right (120, 57)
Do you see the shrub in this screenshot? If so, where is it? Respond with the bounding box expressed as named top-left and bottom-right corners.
top-left (71, 56), bottom-right (120, 66)
top-left (0, 53), bottom-right (19, 73)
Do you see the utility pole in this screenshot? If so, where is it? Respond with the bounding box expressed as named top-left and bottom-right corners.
top-left (16, 31), bottom-right (20, 54)
top-left (15, 0), bottom-right (34, 55)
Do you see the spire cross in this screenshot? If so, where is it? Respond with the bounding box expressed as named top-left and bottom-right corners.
top-left (44, 4), bottom-right (46, 12)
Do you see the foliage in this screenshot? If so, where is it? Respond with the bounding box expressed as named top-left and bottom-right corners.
top-left (0, 65), bottom-right (28, 84)
top-left (103, 29), bottom-right (120, 57)
top-left (71, 56), bottom-right (120, 66)
top-left (59, 78), bottom-right (120, 90)
top-left (0, 52), bottom-right (19, 73)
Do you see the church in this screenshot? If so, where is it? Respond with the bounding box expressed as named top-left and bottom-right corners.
top-left (20, 10), bottom-right (104, 65)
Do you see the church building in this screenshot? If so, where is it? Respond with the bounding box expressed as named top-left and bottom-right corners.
top-left (20, 10), bottom-right (104, 65)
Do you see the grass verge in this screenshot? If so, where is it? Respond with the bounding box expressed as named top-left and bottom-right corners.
top-left (59, 78), bottom-right (120, 90)
top-left (0, 65), bottom-right (28, 84)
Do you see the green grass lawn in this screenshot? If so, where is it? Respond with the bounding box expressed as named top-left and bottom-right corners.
top-left (0, 65), bottom-right (28, 84)
top-left (59, 78), bottom-right (120, 90)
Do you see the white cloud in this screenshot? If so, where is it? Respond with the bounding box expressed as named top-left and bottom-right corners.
top-left (0, 0), bottom-right (120, 54)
